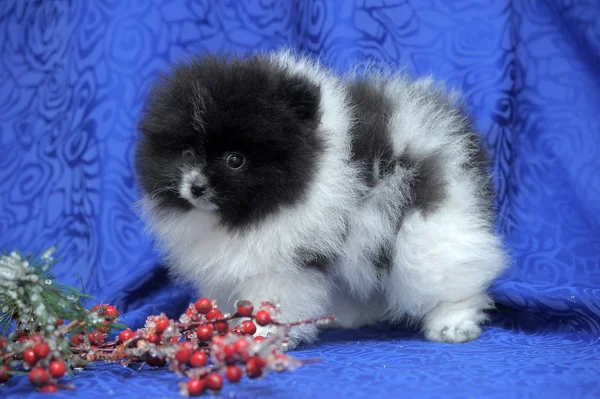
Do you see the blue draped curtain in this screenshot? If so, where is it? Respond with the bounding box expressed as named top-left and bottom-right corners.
top-left (1, 1), bottom-right (599, 397)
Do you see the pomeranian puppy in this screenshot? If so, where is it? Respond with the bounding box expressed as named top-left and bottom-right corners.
top-left (135, 50), bottom-right (507, 348)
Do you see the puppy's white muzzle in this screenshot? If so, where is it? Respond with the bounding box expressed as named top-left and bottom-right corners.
top-left (180, 169), bottom-right (217, 210)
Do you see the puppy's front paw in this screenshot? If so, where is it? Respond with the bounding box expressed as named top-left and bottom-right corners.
top-left (253, 325), bottom-right (296, 351)
top-left (254, 324), bottom-right (317, 351)
top-left (424, 320), bottom-right (481, 343)
top-left (254, 324), bottom-right (278, 338)
top-left (279, 338), bottom-right (299, 352)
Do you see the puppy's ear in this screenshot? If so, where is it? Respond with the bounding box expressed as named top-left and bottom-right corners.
top-left (280, 76), bottom-right (321, 121)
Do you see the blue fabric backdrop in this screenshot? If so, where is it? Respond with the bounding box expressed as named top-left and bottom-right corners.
top-left (1, 1), bottom-right (599, 398)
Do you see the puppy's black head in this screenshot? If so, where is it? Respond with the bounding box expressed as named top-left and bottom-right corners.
top-left (135, 54), bottom-right (323, 230)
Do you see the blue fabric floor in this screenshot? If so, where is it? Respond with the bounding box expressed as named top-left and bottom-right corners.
top-left (3, 308), bottom-right (600, 398)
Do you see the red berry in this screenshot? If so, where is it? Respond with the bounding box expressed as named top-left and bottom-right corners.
top-left (214, 321), bottom-right (228, 333)
top-left (212, 335), bottom-right (225, 347)
top-left (88, 330), bottom-right (104, 345)
top-left (234, 338), bottom-right (250, 357)
top-left (33, 342), bottom-right (50, 359)
top-left (71, 333), bottom-right (85, 345)
top-left (246, 356), bottom-right (265, 378)
top-left (255, 310), bottom-right (272, 326)
top-left (275, 353), bottom-right (288, 362)
top-left (29, 333), bottom-right (43, 343)
top-left (146, 333), bottom-right (160, 345)
top-left (40, 384), bottom-right (58, 393)
top-left (55, 319), bottom-right (64, 326)
top-left (238, 321), bottom-right (257, 335)
top-left (154, 316), bottom-right (169, 334)
top-left (205, 372), bottom-right (223, 391)
top-left (254, 336), bottom-right (265, 343)
top-left (189, 351), bottom-right (208, 367)
top-left (0, 365), bottom-right (10, 383)
top-left (196, 325), bottom-right (213, 341)
top-left (18, 335), bottom-right (30, 344)
top-left (170, 336), bottom-right (180, 344)
top-left (0, 337), bottom-right (7, 349)
top-left (206, 308), bottom-right (222, 321)
top-left (118, 329), bottom-right (134, 343)
top-left (97, 320), bottom-right (111, 334)
top-left (93, 304), bottom-right (117, 317)
top-left (187, 378), bottom-right (205, 396)
top-left (23, 348), bottom-right (38, 366)
top-left (213, 347), bottom-right (226, 362)
top-left (236, 300), bottom-right (254, 317)
top-left (223, 344), bottom-right (235, 360)
top-left (194, 298), bottom-right (212, 314)
top-left (185, 307), bottom-right (196, 319)
top-left (29, 368), bottom-right (49, 386)
top-left (49, 360), bottom-right (66, 378)
top-left (258, 356), bottom-right (267, 367)
top-left (175, 342), bottom-right (194, 363)
top-left (103, 305), bottom-right (119, 319)
top-left (226, 365), bottom-right (243, 383)
top-left (146, 356), bottom-right (166, 367)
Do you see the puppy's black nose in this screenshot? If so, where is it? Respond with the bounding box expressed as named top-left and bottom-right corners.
top-left (190, 184), bottom-right (207, 198)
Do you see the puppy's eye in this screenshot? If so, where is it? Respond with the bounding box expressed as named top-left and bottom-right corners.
top-left (226, 153), bottom-right (245, 169)
top-left (182, 148), bottom-right (194, 157)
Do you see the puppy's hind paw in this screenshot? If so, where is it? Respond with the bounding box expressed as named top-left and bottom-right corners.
top-left (422, 295), bottom-right (491, 343)
top-left (424, 320), bottom-right (481, 343)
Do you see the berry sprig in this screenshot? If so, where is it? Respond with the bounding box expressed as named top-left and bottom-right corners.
top-left (0, 248), bottom-right (335, 395)
top-left (0, 301), bottom-right (124, 392)
top-left (120, 298), bottom-right (333, 396)
top-left (1, 297), bottom-right (334, 395)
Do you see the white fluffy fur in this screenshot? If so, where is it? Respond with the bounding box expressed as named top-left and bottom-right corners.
top-left (140, 50), bottom-right (508, 347)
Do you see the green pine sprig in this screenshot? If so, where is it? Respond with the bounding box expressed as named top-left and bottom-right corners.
top-left (0, 248), bottom-right (125, 340)
top-left (0, 248), bottom-right (91, 336)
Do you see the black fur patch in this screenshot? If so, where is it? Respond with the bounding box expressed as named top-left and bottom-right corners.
top-left (453, 110), bottom-right (494, 204)
top-left (135, 54), bottom-right (324, 231)
top-left (372, 244), bottom-right (394, 270)
top-left (398, 150), bottom-right (448, 215)
top-left (135, 137), bottom-right (195, 212)
top-left (295, 219), bottom-right (349, 271)
top-left (366, 150), bottom-right (447, 272)
top-left (347, 80), bottom-right (395, 187)
top-left (294, 249), bottom-right (335, 271)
